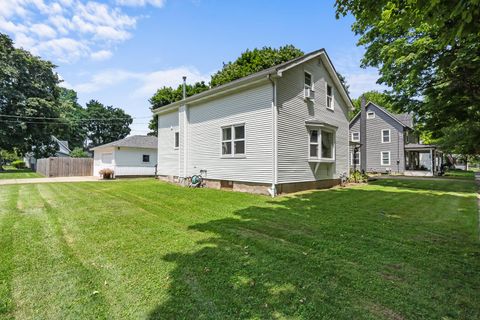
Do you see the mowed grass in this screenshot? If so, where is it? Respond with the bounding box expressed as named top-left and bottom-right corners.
top-left (443, 169), bottom-right (477, 180)
top-left (0, 167), bottom-right (41, 179)
top-left (0, 178), bottom-right (479, 319)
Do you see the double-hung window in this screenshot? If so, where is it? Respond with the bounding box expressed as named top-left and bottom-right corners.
top-left (351, 152), bottom-right (360, 165)
top-left (304, 72), bottom-right (312, 89)
top-left (382, 129), bottom-right (391, 143)
top-left (326, 84), bottom-right (334, 110)
top-left (222, 124), bottom-right (245, 157)
top-left (381, 151), bottom-right (390, 166)
top-left (309, 129), bottom-right (335, 160)
top-left (351, 132), bottom-right (360, 142)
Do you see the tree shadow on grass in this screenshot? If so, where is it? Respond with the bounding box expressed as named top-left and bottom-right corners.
top-left (148, 185), bottom-right (480, 319)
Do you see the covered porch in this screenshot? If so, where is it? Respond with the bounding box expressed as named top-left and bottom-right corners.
top-left (404, 144), bottom-right (443, 176)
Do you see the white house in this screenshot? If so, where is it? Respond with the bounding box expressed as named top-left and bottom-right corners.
top-left (92, 135), bottom-right (158, 177)
top-left (154, 49), bottom-right (353, 195)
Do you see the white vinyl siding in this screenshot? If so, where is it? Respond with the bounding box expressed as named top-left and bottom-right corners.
top-left (186, 82), bottom-right (273, 183)
top-left (157, 110), bottom-right (180, 176)
top-left (94, 146), bottom-right (157, 177)
top-left (277, 58), bottom-right (350, 183)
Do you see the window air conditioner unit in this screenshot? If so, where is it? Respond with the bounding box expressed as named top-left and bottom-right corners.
top-left (304, 88), bottom-right (315, 101)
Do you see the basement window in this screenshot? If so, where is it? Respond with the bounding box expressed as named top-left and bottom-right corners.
top-left (143, 154), bottom-right (150, 163)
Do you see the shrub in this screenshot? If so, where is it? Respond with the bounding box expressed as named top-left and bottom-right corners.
top-left (348, 170), bottom-right (368, 183)
top-left (70, 147), bottom-right (89, 158)
top-left (11, 160), bottom-right (26, 169)
top-left (99, 168), bottom-right (114, 179)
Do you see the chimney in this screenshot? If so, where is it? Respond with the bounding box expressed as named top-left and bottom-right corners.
top-left (360, 95), bottom-right (367, 173)
top-left (182, 76), bottom-right (187, 100)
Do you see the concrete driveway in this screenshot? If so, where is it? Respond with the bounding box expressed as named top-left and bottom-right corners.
top-left (0, 176), bottom-right (101, 186)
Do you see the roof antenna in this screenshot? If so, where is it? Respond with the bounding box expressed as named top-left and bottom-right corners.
top-left (182, 76), bottom-right (187, 100)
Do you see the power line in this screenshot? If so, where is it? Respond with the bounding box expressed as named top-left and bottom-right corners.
top-left (0, 114), bottom-right (152, 121)
top-left (0, 119), bottom-right (151, 125)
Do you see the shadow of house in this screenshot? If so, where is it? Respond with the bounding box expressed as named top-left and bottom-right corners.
top-left (147, 183), bottom-right (480, 319)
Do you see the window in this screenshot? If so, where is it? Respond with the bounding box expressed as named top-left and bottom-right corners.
top-left (367, 111), bottom-right (375, 119)
top-left (351, 151), bottom-right (360, 165)
top-left (304, 71), bottom-right (312, 89)
top-left (326, 84), bottom-right (333, 109)
top-left (174, 132), bottom-right (179, 149)
top-left (309, 129), bottom-right (335, 160)
top-left (143, 154), bottom-right (150, 162)
top-left (351, 132), bottom-right (360, 142)
top-left (381, 151), bottom-right (390, 166)
top-left (382, 129), bottom-right (391, 143)
top-left (222, 124), bottom-right (245, 156)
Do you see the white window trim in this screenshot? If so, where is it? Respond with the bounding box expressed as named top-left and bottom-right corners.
top-left (173, 131), bottom-right (179, 149)
top-left (304, 70), bottom-right (313, 90)
top-left (326, 83), bottom-right (334, 110)
top-left (381, 151), bottom-right (391, 166)
top-left (351, 131), bottom-right (360, 142)
top-left (308, 128), bottom-right (336, 162)
top-left (221, 123), bottom-right (246, 158)
top-left (381, 129), bottom-right (391, 143)
top-left (367, 111), bottom-right (375, 119)
top-left (350, 151), bottom-right (361, 165)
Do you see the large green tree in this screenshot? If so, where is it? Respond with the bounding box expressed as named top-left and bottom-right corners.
top-left (335, 1), bottom-right (480, 155)
top-left (85, 100), bottom-right (133, 148)
top-left (56, 87), bottom-right (88, 150)
top-left (0, 33), bottom-right (61, 161)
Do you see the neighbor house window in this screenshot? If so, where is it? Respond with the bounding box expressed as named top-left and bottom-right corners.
top-left (143, 155), bottom-right (150, 162)
top-left (351, 152), bottom-right (360, 165)
top-left (326, 84), bottom-right (333, 109)
top-left (174, 132), bottom-right (179, 149)
top-left (381, 151), bottom-right (390, 165)
top-left (351, 132), bottom-right (360, 142)
top-left (309, 129), bottom-right (335, 160)
top-left (222, 124), bottom-right (245, 156)
top-left (382, 129), bottom-right (391, 143)
top-left (304, 71), bottom-right (312, 89)
top-left (367, 111), bottom-right (375, 119)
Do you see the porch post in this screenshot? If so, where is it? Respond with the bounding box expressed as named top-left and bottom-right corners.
top-left (430, 149), bottom-right (434, 175)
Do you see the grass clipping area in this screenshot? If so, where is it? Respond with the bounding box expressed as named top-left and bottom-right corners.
top-left (0, 178), bottom-right (479, 319)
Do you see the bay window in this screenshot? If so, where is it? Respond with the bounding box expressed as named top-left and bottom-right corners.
top-left (309, 129), bottom-right (335, 161)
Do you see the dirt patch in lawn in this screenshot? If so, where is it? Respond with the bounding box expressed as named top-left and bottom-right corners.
top-left (366, 303), bottom-right (405, 320)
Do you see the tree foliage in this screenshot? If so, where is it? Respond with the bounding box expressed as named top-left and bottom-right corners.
top-left (148, 45), bottom-right (305, 135)
top-left (70, 147), bottom-right (89, 158)
top-left (85, 100), bottom-right (132, 148)
top-left (210, 45), bottom-right (304, 87)
top-left (335, 1), bottom-right (480, 155)
top-left (56, 87), bottom-right (87, 149)
top-left (351, 90), bottom-right (395, 119)
top-left (0, 33), bottom-right (61, 158)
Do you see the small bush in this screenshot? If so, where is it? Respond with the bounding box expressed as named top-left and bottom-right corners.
top-left (11, 160), bottom-right (26, 169)
top-left (348, 170), bottom-right (368, 183)
top-left (99, 168), bottom-right (114, 179)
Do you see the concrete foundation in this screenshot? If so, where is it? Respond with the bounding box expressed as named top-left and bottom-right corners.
top-left (157, 175), bottom-right (340, 196)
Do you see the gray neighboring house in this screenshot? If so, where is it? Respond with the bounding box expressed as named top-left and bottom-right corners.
top-left (154, 49), bottom-right (354, 196)
top-left (349, 101), bottom-right (443, 176)
top-left (24, 136), bottom-right (71, 170)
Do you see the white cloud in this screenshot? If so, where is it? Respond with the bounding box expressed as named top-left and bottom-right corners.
top-left (72, 66), bottom-right (210, 98)
top-left (116, 0), bottom-right (166, 7)
top-left (0, 0), bottom-right (147, 62)
top-left (90, 49), bottom-right (113, 61)
top-left (31, 23), bottom-right (57, 38)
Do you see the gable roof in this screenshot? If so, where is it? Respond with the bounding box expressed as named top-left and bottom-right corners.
top-left (52, 136), bottom-right (71, 155)
top-left (349, 102), bottom-right (413, 129)
top-left (153, 49), bottom-right (354, 114)
top-left (91, 135), bottom-right (158, 150)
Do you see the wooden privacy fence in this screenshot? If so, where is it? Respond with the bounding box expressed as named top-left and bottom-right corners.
top-left (36, 157), bottom-right (93, 177)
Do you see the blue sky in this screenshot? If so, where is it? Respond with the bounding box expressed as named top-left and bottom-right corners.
top-left (0, 0), bottom-right (384, 135)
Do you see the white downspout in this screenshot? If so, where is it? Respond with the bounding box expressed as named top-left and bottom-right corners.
top-left (182, 76), bottom-right (188, 178)
top-left (268, 74), bottom-right (278, 197)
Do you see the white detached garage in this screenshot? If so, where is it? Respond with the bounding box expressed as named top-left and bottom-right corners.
top-left (92, 135), bottom-right (158, 177)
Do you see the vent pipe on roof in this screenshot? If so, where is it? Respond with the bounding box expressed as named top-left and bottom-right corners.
top-left (360, 95), bottom-right (367, 173)
top-left (182, 76), bottom-right (187, 100)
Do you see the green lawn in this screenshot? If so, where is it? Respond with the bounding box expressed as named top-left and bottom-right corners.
top-left (443, 168), bottom-right (477, 180)
top-left (0, 179), bottom-right (479, 319)
top-left (0, 166), bottom-right (42, 179)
